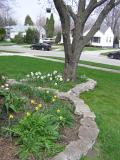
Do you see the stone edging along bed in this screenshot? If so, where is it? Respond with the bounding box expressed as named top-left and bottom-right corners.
top-left (51, 79), bottom-right (99, 160)
top-left (7, 78), bottom-right (99, 160)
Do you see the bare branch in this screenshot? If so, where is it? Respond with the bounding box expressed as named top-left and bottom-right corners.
top-left (84, 0), bottom-right (107, 22)
top-left (67, 5), bottom-right (76, 21)
top-left (84, 0), bottom-right (117, 44)
top-left (78, 0), bottom-right (86, 15)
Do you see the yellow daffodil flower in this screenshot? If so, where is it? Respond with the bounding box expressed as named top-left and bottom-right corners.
top-left (26, 112), bottom-right (31, 117)
top-left (57, 109), bottom-right (60, 113)
top-left (31, 100), bottom-right (37, 105)
top-left (9, 114), bottom-right (14, 119)
top-left (52, 98), bottom-right (56, 102)
top-left (37, 103), bottom-right (42, 108)
top-left (35, 106), bottom-right (39, 111)
top-left (59, 116), bottom-right (63, 121)
top-left (54, 95), bottom-right (57, 99)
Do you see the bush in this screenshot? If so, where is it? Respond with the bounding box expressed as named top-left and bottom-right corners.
top-left (10, 112), bottom-right (60, 160)
top-left (11, 33), bottom-right (24, 44)
top-left (55, 32), bottom-right (61, 44)
top-left (24, 28), bottom-right (39, 44)
top-left (0, 89), bottom-right (26, 114)
top-left (0, 28), bottom-right (6, 41)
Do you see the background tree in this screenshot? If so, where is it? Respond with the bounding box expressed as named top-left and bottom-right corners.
top-left (24, 28), bottom-right (39, 44)
top-left (36, 14), bottom-right (46, 37)
top-left (52, 0), bottom-right (120, 80)
top-left (0, 0), bottom-right (17, 27)
top-left (55, 32), bottom-right (61, 44)
top-left (24, 15), bottom-right (34, 26)
top-left (0, 28), bottom-right (6, 41)
top-left (11, 32), bottom-right (24, 44)
top-left (45, 13), bottom-right (55, 37)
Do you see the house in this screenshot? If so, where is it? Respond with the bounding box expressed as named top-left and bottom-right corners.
top-left (84, 27), bottom-right (114, 48)
top-left (4, 25), bottom-right (46, 41)
top-left (60, 26), bottom-right (114, 48)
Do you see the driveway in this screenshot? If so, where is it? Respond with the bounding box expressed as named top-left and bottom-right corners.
top-left (0, 45), bottom-right (120, 67)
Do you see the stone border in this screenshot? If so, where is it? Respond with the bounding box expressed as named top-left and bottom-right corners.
top-left (51, 79), bottom-right (99, 160)
top-left (7, 78), bottom-right (99, 160)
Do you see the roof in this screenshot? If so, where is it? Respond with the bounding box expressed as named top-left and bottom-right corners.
top-left (5, 25), bottom-right (45, 33)
top-left (99, 24), bottom-right (110, 33)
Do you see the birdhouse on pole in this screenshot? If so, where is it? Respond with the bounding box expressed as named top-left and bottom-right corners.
top-left (46, 8), bottom-right (51, 13)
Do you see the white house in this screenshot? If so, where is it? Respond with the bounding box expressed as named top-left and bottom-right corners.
top-left (5, 25), bottom-right (46, 41)
top-left (60, 26), bottom-right (114, 48)
top-left (84, 27), bottom-right (114, 48)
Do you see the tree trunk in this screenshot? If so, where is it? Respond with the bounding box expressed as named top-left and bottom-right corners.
top-left (64, 41), bottom-right (83, 81)
top-left (64, 58), bottom-right (77, 81)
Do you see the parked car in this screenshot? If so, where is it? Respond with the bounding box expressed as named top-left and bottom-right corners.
top-left (43, 38), bottom-right (55, 44)
top-left (30, 43), bottom-right (51, 51)
top-left (107, 52), bottom-right (120, 60)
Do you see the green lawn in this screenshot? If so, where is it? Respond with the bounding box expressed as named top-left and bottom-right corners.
top-left (39, 56), bottom-right (120, 71)
top-left (0, 56), bottom-right (120, 160)
top-left (52, 45), bottom-right (105, 52)
top-left (0, 41), bottom-right (15, 46)
top-left (0, 50), bottom-right (23, 53)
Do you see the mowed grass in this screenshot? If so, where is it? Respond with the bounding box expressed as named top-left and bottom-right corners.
top-left (39, 56), bottom-right (120, 71)
top-left (0, 56), bottom-right (120, 160)
top-left (52, 45), bottom-right (105, 52)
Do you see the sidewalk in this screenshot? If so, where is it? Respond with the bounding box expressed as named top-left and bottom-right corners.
top-left (0, 52), bottom-right (120, 74)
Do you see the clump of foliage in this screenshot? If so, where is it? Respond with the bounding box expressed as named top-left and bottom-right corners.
top-left (55, 32), bottom-right (61, 44)
top-left (0, 89), bottom-right (27, 114)
top-left (11, 33), bottom-right (24, 44)
top-left (0, 28), bottom-right (6, 41)
top-left (24, 28), bottom-right (39, 44)
top-left (10, 112), bottom-right (61, 159)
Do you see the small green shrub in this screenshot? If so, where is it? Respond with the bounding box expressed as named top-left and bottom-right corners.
top-left (0, 89), bottom-right (26, 114)
top-left (0, 28), bottom-right (6, 41)
top-left (46, 101), bottom-right (74, 127)
top-left (55, 32), bottom-right (61, 44)
top-left (10, 112), bottom-right (61, 160)
top-left (24, 28), bottom-right (39, 44)
top-left (11, 33), bottom-right (24, 44)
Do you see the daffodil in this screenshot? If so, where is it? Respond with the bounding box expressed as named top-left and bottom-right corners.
top-left (35, 106), bottom-right (39, 111)
top-left (57, 109), bottom-right (60, 113)
top-left (37, 103), bottom-right (42, 108)
top-left (54, 82), bottom-right (57, 86)
top-left (26, 112), bottom-right (31, 117)
top-left (31, 100), bottom-right (37, 105)
top-left (52, 98), bottom-right (56, 102)
top-left (9, 114), bottom-right (14, 119)
top-left (46, 90), bottom-right (49, 94)
top-left (54, 95), bottom-right (57, 99)
top-left (59, 116), bottom-right (63, 121)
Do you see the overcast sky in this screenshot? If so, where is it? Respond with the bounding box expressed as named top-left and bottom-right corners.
top-left (11, 0), bottom-right (58, 24)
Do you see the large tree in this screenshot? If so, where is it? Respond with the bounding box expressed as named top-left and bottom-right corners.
top-left (52, 0), bottom-right (120, 80)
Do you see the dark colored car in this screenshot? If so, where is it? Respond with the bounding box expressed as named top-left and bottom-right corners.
top-left (30, 43), bottom-right (51, 51)
top-left (107, 51), bottom-right (120, 60)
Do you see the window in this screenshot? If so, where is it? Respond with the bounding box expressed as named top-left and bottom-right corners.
top-left (106, 37), bottom-right (112, 43)
top-left (109, 37), bottom-right (112, 42)
top-left (92, 37), bottom-right (100, 43)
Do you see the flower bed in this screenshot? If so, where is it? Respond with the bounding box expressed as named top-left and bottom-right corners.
top-left (0, 73), bottom-right (81, 160)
